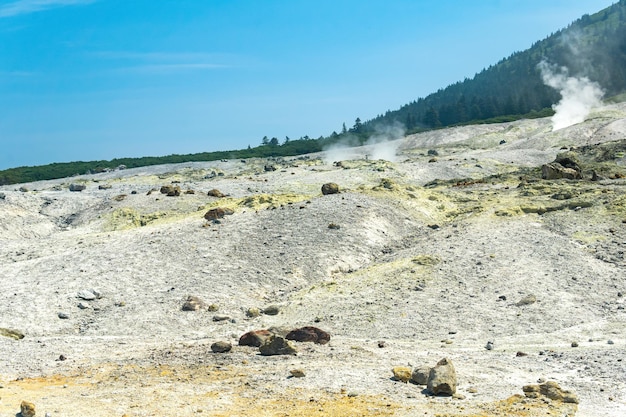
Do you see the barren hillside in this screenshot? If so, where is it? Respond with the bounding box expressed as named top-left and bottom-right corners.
top-left (1, 103), bottom-right (626, 417)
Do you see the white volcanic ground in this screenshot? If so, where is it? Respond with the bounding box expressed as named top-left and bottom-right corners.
top-left (1, 103), bottom-right (626, 416)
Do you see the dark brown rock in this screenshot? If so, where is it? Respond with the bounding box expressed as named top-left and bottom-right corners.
top-left (239, 330), bottom-right (272, 347)
top-left (207, 189), bottom-right (225, 198)
top-left (160, 185), bottom-right (181, 196)
top-left (204, 207), bottom-right (234, 221)
top-left (285, 326), bottom-right (331, 345)
top-left (321, 182), bottom-right (340, 195)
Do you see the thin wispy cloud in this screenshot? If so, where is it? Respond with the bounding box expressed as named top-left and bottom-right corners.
top-left (119, 63), bottom-right (230, 74)
top-left (0, 0), bottom-right (95, 18)
top-left (93, 50), bottom-right (237, 74)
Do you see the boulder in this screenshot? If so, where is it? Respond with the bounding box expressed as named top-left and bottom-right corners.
top-left (160, 185), bottom-right (181, 196)
top-left (427, 358), bottom-right (457, 396)
top-left (204, 207), bottom-right (234, 221)
top-left (411, 366), bottom-right (431, 385)
top-left (259, 335), bottom-right (298, 356)
top-left (20, 401), bottom-right (36, 417)
top-left (239, 329), bottom-right (272, 347)
top-left (261, 305), bottom-right (280, 315)
top-left (77, 290), bottom-right (97, 301)
top-left (392, 366), bottom-right (412, 383)
top-left (182, 296), bottom-right (206, 311)
top-left (210, 341), bottom-right (232, 353)
top-left (321, 182), bottom-right (340, 195)
top-left (285, 326), bottom-right (331, 344)
top-left (69, 183), bottom-right (86, 192)
top-left (207, 189), bottom-right (225, 198)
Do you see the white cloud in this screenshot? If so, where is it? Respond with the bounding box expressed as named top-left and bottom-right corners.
top-left (0, 0), bottom-right (96, 18)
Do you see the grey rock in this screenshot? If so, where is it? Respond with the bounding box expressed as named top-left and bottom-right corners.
top-left (58, 312), bottom-right (70, 319)
top-left (182, 295), bottom-right (206, 311)
top-left (210, 341), bottom-right (232, 353)
top-left (212, 315), bottom-right (230, 322)
top-left (69, 183), bottom-right (87, 192)
top-left (77, 290), bottom-right (97, 301)
top-left (427, 358), bottom-right (457, 396)
top-left (411, 366), bottom-right (431, 385)
top-left (515, 294), bottom-right (537, 306)
top-left (262, 305), bottom-right (280, 315)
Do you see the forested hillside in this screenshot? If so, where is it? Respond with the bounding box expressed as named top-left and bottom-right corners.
top-left (363, 0), bottom-right (626, 131)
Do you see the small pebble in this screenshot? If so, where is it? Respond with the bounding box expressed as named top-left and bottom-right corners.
top-left (608, 339), bottom-right (615, 345)
top-left (571, 341), bottom-right (579, 348)
top-left (290, 369), bottom-right (306, 378)
top-left (485, 341), bottom-right (494, 350)
top-left (58, 312), bottom-right (69, 319)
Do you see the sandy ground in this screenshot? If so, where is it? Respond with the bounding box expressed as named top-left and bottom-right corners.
top-left (1, 103), bottom-right (626, 416)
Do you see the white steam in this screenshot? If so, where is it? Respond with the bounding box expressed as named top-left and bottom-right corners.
top-left (538, 60), bottom-right (604, 131)
top-left (322, 122), bottom-right (405, 164)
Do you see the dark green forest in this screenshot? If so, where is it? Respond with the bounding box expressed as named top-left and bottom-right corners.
top-left (363, 0), bottom-right (626, 132)
top-left (2, 1), bottom-right (626, 185)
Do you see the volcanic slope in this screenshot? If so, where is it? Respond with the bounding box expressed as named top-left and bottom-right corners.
top-left (1, 102), bottom-right (626, 416)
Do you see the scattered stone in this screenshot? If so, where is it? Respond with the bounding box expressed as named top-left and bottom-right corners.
top-left (98, 184), bottom-right (113, 190)
top-left (411, 366), bottom-right (431, 385)
top-left (377, 340), bottom-right (387, 348)
top-left (608, 339), bottom-right (615, 345)
top-left (210, 341), bottom-right (232, 353)
top-left (285, 326), bottom-right (331, 344)
top-left (77, 290), bottom-right (97, 301)
top-left (571, 341), bottom-right (579, 348)
top-left (58, 312), bottom-right (70, 319)
top-left (204, 207), bottom-right (234, 221)
top-left (207, 303), bottom-right (219, 312)
top-left (0, 192), bottom-right (5, 199)
top-left (0, 328), bottom-right (25, 340)
top-left (523, 381), bottom-right (578, 404)
top-left (239, 330), bottom-right (273, 347)
top-left (259, 335), bottom-right (298, 356)
top-left (160, 185), bottom-right (181, 196)
top-left (485, 341), bottom-right (494, 350)
top-left (261, 305), bottom-right (280, 316)
top-left (427, 358), bottom-right (457, 396)
top-left (321, 183), bottom-right (340, 195)
top-left (328, 223), bottom-right (341, 230)
top-left (427, 149), bottom-right (439, 156)
top-left (467, 387), bottom-right (478, 394)
top-left (182, 296), bottom-right (206, 311)
top-left (69, 183), bottom-right (86, 192)
top-left (515, 294), bottom-right (537, 306)
top-left (245, 307), bottom-right (261, 318)
top-left (392, 366), bottom-right (412, 383)
top-left (20, 400), bottom-right (36, 417)
top-left (212, 315), bottom-right (230, 322)
top-left (427, 224), bottom-right (440, 230)
top-left (516, 351), bottom-right (528, 357)
top-left (290, 369), bottom-right (306, 378)
top-left (77, 302), bottom-right (89, 310)
top-left (58, 354), bottom-right (67, 361)
top-left (207, 189), bottom-right (225, 198)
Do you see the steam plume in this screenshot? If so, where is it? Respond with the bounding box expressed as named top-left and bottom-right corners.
top-left (538, 60), bottom-right (604, 131)
top-left (322, 122), bottom-right (405, 164)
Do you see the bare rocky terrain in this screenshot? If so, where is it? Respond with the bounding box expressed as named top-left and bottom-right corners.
top-left (1, 102), bottom-right (626, 416)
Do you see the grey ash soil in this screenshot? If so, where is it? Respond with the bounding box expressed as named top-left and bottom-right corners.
top-left (1, 103), bottom-right (626, 416)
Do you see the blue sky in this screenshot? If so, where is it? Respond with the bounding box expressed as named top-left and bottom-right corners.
top-left (0, 0), bottom-right (616, 169)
